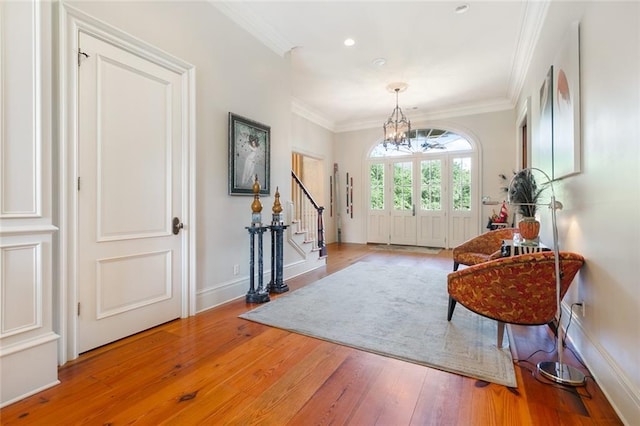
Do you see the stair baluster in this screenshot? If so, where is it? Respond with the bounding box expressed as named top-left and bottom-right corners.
top-left (291, 171), bottom-right (327, 257)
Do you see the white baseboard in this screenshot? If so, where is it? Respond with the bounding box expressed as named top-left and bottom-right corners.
top-left (561, 303), bottom-right (639, 425)
top-left (283, 257), bottom-right (326, 281)
top-left (195, 278), bottom-right (247, 313)
top-left (196, 257), bottom-right (326, 314)
top-left (0, 333), bottom-right (60, 407)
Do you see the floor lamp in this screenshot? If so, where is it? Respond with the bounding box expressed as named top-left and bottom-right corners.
top-left (508, 167), bottom-right (586, 386)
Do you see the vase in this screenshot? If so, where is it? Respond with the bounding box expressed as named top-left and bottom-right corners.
top-left (518, 217), bottom-right (540, 242)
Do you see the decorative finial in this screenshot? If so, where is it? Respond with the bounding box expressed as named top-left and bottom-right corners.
top-left (251, 175), bottom-right (262, 226)
top-left (271, 186), bottom-right (283, 225)
top-left (272, 186), bottom-right (282, 214)
top-left (251, 175), bottom-right (262, 213)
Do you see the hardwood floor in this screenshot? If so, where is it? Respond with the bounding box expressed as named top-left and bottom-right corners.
top-left (1, 243), bottom-right (622, 425)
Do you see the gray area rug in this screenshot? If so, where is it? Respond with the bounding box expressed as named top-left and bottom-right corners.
top-left (369, 244), bottom-right (442, 255)
top-left (240, 262), bottom-right (517, 387)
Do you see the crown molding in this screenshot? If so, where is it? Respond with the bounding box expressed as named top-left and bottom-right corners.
top-left (291, 98), bottom-right (336, 132)
top-left (507, 1), bottom-right (550, 102)
top-left (210, 1), bottom-right (294, 57)
top-left (333, 98), bottom-right (514, 134)
top-left (291, 96), bottom-right (514, 135)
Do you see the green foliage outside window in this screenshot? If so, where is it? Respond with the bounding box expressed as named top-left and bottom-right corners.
top-left (421, 160), bottom-right (441, 210)
top-left (370, 163), bottom-right (384, 210)
top-left (452, 157), bottom-right (471, 210)
top-left (393, 162), bottom-right (413, 210)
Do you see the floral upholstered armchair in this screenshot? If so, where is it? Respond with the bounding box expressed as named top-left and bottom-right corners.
top-left (452, 228), bottom-right (517, 271)
top-left (447, 251), bottom-right (585, 347)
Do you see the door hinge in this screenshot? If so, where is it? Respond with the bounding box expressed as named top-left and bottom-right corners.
top-left (77, 177), bottom-right (81, 191)
top-left (78, 48), bottom-right (90, 66)
top-left (77, 302), bottom-right (81, 316)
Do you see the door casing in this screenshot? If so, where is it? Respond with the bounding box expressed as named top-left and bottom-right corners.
top-left (58, 3), bottom-right (196, 363)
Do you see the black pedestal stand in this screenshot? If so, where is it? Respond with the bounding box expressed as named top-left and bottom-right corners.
top-left (268, 223), bottom-right (289, 294)
top-left (245, 226), bottom-right (270, 303)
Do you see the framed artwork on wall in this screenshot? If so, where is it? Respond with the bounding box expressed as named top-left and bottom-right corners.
top-left (228, 112), bottom-right (270, 195)
top-left (552, 21), bottom-right (581, 179)
top-left (533, 65), bottom-right (554, 179)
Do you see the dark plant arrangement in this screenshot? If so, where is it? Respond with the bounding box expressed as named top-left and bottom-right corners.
top-left (508, 169), bottom-right (546, 218)
top-left (498, 173), bottom-right (512, 196)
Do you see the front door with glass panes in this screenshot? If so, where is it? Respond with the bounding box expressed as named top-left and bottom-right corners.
top-left (367, 128), bottom-right (477, 248)
top-left (448, 155), bottom-right (474, 248)
top-left (416, 155), bottom-right (446, 247)
top-left (390, 160), bottom-right (417, 245)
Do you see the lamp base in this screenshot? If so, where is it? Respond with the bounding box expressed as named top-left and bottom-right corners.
top-left (537, 361), bottom-right (586, 386)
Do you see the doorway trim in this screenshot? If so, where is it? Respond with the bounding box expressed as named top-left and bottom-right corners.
top-left (58, 3), bottom-right (197, 363)
top-left (517, 96), bottom-right (532, 169)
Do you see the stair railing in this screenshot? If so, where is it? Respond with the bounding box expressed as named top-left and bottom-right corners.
top-left (291, 171), bottom-right (327, 257)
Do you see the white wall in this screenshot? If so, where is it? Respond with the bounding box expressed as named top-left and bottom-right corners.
top-left (333, 109), bottom-right (517, 244)
top-left (516, 2), bottom-right (639, 422)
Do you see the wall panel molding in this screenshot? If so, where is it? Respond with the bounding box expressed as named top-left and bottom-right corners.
top-left (0, 243), bottom-right (43, 337)
top-left (96, 250), bottom-right (172, 319)
top-left (0, 0), bottom-right (42, 218)
top-left (0, 0), bottom-right (58, 407)
top-left (0, 224), bottom-right (58, 236)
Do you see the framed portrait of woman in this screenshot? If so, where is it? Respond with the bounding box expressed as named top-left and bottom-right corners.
top-left (228, 112), bottom-right (270, 195)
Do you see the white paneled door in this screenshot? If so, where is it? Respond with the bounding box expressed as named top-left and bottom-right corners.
top-left (77, 32), bottom-right (183, 353)
top-left (448, 156), bottom-right (475, 248)
top-left (389, 161), bottom-right (417, 245)
top-left (416, 157), bottom-right (447, 248)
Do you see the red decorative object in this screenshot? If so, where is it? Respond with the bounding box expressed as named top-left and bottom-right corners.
top-left (498, 202), bottom-right (509, 222)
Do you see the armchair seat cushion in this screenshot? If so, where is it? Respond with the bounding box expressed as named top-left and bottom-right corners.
top-left (452, 228), bottom-right (517, 271)
top-left (453, 250), bottom-right (501, 268)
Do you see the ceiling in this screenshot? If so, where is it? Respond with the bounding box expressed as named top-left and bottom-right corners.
top-left (213, 1), bottom-right (549, 132)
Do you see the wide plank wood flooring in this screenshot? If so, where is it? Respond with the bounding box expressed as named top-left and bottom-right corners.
top-left (0, 243), bottom-right (622, 425)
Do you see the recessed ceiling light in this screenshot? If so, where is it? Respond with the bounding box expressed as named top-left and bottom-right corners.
top-left (344, 38), bottom-right (355, 47)
top-left (455, 4), bottom-right (469, 14)
top-left (372, 57), bottom-right (387, 67)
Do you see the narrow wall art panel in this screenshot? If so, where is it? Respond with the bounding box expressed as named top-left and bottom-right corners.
top-left (552, 22), bottom-right (581, 179)
top-left (534, 65), bottom-right (554, 179)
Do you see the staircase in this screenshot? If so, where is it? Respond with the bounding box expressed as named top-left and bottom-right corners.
top-left (289, 171), bottom-right (327, 265)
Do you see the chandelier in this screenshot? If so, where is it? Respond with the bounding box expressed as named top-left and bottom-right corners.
top-left (383, 84), bottom-right (411, 149)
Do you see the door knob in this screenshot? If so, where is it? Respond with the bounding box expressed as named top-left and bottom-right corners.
top-left (172, 217), bottom-right (184, 235)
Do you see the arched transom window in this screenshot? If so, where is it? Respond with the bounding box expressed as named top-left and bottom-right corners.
top-left (370, 128), bottom-right (472, 157)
